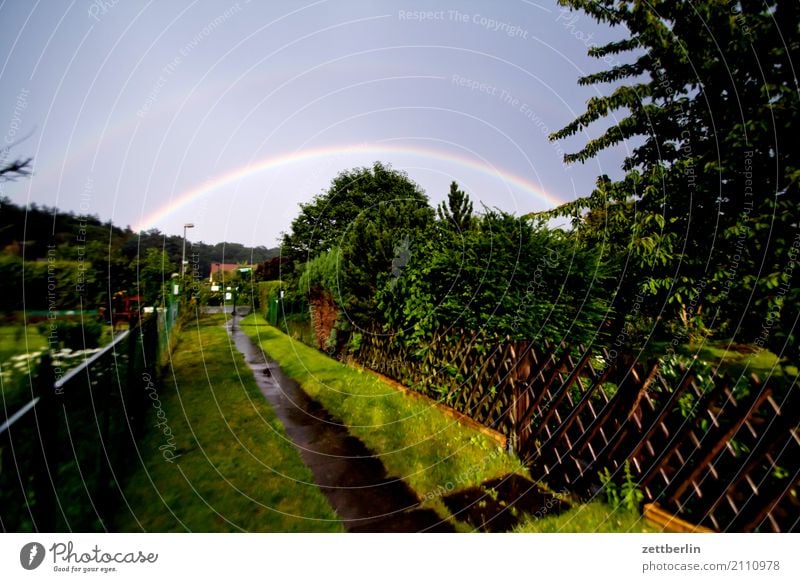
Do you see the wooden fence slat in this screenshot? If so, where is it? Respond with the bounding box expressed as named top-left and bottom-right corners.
top-left (526, 350), bottom-right (594, 462)
top-left (638, 378), bottom-right (730, 494)
top-left (733, 471), bottom-right (800, 533)
top-left (526, 348), bottom-right (574, 441)
top-left (550, 366), bottom-right (629, 474)
top-left (621, 371), bottom-right (696, 486)
top-left (707, 415), bottom-right (796, 531)
top-left (664, 388), bottom-right (773, 507)
top-left (513, 343), bottom-right (560, 436)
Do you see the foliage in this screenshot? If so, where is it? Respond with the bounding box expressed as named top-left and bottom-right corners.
top-left (437, 181), bottom-right (474, 233)
top-left (257, 280), bottom-right (283, 315)
top-left (282, 162), bottom-right (429, 262)
top-left (336, 168), bottom-right (434, 327)
top-left (0, 254), bottom-right (101, 312)
top-left (253, 256), bottom-right (288, 281)
top-left (380, 209), bottom-right (612, 347)
top-left (542, 0), bottom-right (799, 359)
top-left (0, 196), bottom-right (277, 312)
top-left (600, 461), bottom-right (644, 514)
top-left (281, 162), bottom-right (435, 334)
top-left (36, 320), bottom-right (104, 351)
top-left (136, 248), bottom-right (176, 306)
top-left (297, 248), bottom-right (340, 298)
top-left (281, 165), bottom-right (614, 352)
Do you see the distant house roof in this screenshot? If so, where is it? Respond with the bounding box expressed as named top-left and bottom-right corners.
top-left (210, 262), bottom-right (240, 274)
top-left (209, 262), bottom-right (251, 281)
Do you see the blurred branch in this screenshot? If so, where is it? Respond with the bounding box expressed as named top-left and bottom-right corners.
top-left (0, 157), bottom-right (33, 182)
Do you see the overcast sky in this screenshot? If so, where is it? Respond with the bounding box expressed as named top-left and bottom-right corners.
top-left (0, 0), bottom-right (631, 248)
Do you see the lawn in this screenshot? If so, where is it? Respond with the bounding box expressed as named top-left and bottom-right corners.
top-left (648, 339), bottom-right (796, 385)
top-left (693, 342), bottom-right (797, 381)
top-left (238, 313), bottom-right (529, 516)
top-left (0, 323), bottom-right (48, 361)
top-left (115, 314), bottom-right (343, 532)
top-left (514, 501), bottom-right (660, 533)
top-left (0, 319), bottom-right (116, 412)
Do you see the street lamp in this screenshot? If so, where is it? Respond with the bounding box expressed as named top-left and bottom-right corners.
top-left (181, 223), bottom-right (195, 279)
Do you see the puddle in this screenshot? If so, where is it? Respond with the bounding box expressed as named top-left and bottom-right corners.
top-left (442, 474), bottom-right (570, 532)
top-left (227, 319), bottom-right (453, 532)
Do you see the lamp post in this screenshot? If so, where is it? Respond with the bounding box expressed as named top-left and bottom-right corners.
top-left (181, 223), bottom-right (195, 279)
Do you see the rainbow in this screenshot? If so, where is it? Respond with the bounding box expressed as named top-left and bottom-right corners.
top-left (133, 142), bottom-right (566, 232)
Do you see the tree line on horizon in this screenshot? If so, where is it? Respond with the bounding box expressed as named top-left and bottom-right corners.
top-left (0, 194), bottom-right (279, 313)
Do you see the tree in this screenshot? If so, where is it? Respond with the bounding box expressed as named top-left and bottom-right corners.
top-left (254, 256), bottom-right (288, 281)
top-left (437, 181), bottom-right (474, 233)
top-left (137, 248), bottom-right (175, 306)
top-left (281, 162), bottom-right (435, 329)
top-left (282, 162), bottom-right (427, 263)
top-left (338, 166), bottom-right (434, 328)
top-left (545, 0), bottom-right (799, 354)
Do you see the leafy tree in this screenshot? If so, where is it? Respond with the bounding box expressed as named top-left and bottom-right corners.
top-left (136, 248), bottom-right (175, 306)
top-left (0, 254), bottom-right (24, 313)
top-left (0, 254), bottom-right (95, 312)
top-left (282, 162), bottom-right (428, 263)
top-left (280, 162), bottom-right (434, 330)
top-left (254, 256), bottom-right (288, 281)
top-left (545, 0), bottom-right (799, 355)
top-left (338, 167), bottom-right (434, 327)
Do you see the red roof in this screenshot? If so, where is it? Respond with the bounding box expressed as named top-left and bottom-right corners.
top-left (210, 262), bottom-right (240, 274)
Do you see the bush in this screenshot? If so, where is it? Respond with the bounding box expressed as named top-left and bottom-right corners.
top-left (37, 320), bottom-right (103, 350)
top-left (380, 211), bottom-right (612, 348)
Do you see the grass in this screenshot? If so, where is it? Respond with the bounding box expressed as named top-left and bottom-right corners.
top-left (514, 500), bottom-right (661, 533)
top-left (279, 315), bottom-right (317, 348)
top-left (116, 314), bottom-right (343, 532)
top-left (648, 339), bottom-right (796, 383)
top-left (238, 313), bottom-right (527, 520)
top-left (0, 319), bottom-right (117, 412)
top-left (693, 342), bottom-right (797, 380)
top-left (0, 323), bottom-right (48, 361)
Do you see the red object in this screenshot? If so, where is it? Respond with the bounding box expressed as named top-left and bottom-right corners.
top-left (113, 295), bottom-right (142, 328)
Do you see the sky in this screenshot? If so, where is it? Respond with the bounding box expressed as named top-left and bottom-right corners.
top-left (0, 0), bottom-right (631, 248)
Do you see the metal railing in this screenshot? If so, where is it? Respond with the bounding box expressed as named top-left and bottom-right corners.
top-left (0, 315), bottom-right (162, 532)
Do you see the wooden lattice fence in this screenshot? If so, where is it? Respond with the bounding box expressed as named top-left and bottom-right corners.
top-left (354, 328), bottom-right (799, 532)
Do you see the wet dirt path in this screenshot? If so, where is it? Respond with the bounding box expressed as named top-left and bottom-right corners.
top-left (226, 319), bottom-right (454, 532)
